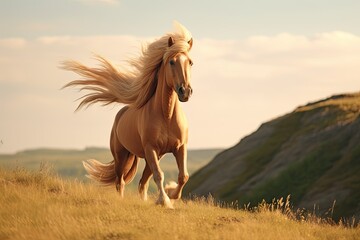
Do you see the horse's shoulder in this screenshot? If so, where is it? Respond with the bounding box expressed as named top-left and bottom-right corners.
top-left (115, 105), bottom-right (129, 119)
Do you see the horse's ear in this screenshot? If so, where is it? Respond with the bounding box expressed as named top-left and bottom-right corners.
top-left (168, 37), bottom-right (175, 47)
top-left (188, 38), bottom-right (193, 49)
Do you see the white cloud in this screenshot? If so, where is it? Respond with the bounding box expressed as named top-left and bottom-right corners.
top-left (1, 31), bottom-right (360, 153)
top-left (0, 38), bottom-right (27, 48)
top-left (76, 0), bottom-right (120, 5)
top-left (36, 35), bottom-right (144, 48)
top-left (194, 31), bottom-right (360, 84)
top-left (246, 33), bottom-right (309, 53)
top-left (37, 36), bottom-right (73, 45)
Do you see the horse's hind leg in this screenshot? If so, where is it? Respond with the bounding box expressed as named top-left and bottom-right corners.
top-left (138, 162), bottom-right (153, 201)
top-left (114, 150), bottom-right (126, 197)
top-left (111, 106), bottom-right (131, 196)
top-left (124, 155), bottom-right (139, 184)
top-left (113, 144), bottom-right (134, 198)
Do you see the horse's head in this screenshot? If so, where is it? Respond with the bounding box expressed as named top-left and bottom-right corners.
top-left (164, 37), bottom-right (193, 102)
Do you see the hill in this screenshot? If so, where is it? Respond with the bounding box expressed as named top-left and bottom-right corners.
top-left (0, 147), bottom-right (222, 191)
top-left (184, 92), bottom-right (360, 222)
top-left (0, 166), bottom-right (359, 239)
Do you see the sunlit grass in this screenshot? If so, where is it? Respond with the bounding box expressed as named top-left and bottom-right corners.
top-left (0, 166), bottom-right (359, 240)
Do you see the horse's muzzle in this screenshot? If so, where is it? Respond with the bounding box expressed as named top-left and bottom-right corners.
top-left (177, 85), bottom-right (193, 102)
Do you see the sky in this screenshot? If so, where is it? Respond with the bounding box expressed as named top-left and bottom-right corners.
top-left (1, 0), bottom-right (360, 153)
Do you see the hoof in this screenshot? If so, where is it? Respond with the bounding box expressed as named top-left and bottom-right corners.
top-left (156, 196), bottom-right (174, 209)
top-left (139, 191), bottom-right (148, 201)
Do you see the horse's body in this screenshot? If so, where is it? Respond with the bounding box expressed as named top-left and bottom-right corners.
top-left (63, 22), bottom-right (193, 208)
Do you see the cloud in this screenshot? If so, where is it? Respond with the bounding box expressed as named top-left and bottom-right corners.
top-left (36, 35), bottom-right (144, 47)
top-left (0, 38), bottom-right (27, 48)
top-left (37, 36), bottom-right (73, 45)
top-left (193, 31), bottom-right (360, 84)
top-left (76, 0), bottom-right (120, 5)
top-left (246, 33), bottom-right (309, 53)
top-left (1, 31), bottom-right (360, 152)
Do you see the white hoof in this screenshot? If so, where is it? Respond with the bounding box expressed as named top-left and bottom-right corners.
top-left (139, 192), bottom-right (148, 201)
top-left (156, 196), bottom-right (174, 209)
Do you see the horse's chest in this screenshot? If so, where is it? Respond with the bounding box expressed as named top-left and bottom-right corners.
top-left (131, 103), bottom-right (188, 154)
top-left (151, 120), bottom-right (187, 152)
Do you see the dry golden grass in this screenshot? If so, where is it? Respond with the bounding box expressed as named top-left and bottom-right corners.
top-left (0, 165), bottom-right (359, 240)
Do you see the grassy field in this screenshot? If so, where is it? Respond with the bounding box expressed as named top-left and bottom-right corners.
top-left (0, 147), bottom-right (222, 192)
top-left (0, 166), bottom-right (359, 240)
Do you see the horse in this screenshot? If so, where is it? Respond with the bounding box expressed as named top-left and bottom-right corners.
top-left (62, 22), bottom-right (194, 208)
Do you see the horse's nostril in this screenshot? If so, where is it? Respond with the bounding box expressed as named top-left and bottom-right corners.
top-left (179, 86), bottom-right (185, 95)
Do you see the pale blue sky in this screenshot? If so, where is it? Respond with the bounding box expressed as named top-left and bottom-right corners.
top-left (1, 0), bottom-right (360, 38)
top-left (1, 0), bottom-right (360, 153)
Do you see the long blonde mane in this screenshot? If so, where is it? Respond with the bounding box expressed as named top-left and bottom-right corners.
top-left (62, 22), bottom-right (193, 109)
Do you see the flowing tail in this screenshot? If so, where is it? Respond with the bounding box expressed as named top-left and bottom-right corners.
top-left (83, 158), bottom-right (139, 186)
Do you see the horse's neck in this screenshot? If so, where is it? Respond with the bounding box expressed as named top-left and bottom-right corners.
top-left (155, 68), bottom-right (179, 120)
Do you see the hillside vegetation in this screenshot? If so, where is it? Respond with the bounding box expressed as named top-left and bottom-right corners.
top-left (1, 166), bottom-right (359, 240)
top-left (185, 92), bottom-right (360, 222)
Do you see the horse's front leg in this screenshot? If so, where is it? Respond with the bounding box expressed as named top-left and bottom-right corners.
top-left (165, 145), bottom-right (189, 200)
top-left (145, 147), bottom-right (173, 209)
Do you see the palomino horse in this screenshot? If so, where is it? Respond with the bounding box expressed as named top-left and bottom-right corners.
top-left (63, 22), bottom-right (193, 208)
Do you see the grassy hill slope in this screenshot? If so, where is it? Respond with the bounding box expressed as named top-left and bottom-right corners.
top-left (1, 167), bottom-right (359, 240)
top-left (185, 92), bottom-right (360, 222)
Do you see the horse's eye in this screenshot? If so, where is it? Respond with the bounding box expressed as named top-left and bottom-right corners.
top-left (170, 60), bottom-right (175, 66)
